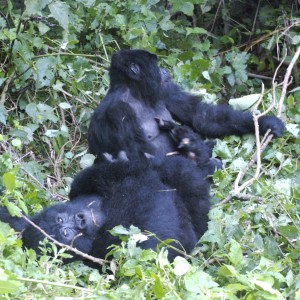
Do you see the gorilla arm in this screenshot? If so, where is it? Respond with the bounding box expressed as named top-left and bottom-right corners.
top-left (159, 68), bottom-right (285, 139)
top-left (88, 95), bottom-right (155, 162)
top-left (0, 206), bottom-right (27, 232)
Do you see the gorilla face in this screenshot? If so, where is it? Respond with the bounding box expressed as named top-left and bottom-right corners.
top-left (20, 196), bottom-right (105, 256)
top-left (108, 49), bottom-right (162, 105)
top-left (110, 49), bottom-right (159, 82)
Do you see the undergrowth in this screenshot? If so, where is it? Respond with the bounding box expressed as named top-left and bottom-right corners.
top-left (0, 0), bottom-right (299, 299)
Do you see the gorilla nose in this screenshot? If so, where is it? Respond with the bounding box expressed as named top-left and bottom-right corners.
top-left (75, 213), bottom-right (86, 229)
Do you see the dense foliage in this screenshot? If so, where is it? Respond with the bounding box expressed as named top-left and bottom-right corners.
top-left (0, 0), bottom-right (299, 298)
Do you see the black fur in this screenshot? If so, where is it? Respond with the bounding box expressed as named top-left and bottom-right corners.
top-left (88, 49), bottom-right (285, 162)
top-left (0, 151), bottom-right (214, 268)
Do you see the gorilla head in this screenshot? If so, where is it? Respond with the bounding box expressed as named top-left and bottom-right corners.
top-left (0, 196), bottom-right (104, 260)
top-left (109, 49), bottom-right (162, 105)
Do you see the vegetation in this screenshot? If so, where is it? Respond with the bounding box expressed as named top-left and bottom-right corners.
top-left (0, 0), bottom-right (299, 298)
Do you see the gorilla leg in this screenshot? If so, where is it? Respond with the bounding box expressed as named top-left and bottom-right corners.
top-left (156, 156), bottom-right (211, 238)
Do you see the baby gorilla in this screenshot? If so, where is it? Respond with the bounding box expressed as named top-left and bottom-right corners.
top-left (156, 118), bottom-right (221, 168)
top-left (0, 136), bottom-right (215, 268)
top-left (0, 196), bottom-right (104, 258)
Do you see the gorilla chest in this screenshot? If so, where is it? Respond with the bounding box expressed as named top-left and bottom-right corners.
top-left (126, 98), bottom-right (175, 152)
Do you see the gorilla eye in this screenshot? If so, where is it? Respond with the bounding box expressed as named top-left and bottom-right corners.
top-left (57, 216), bottom-right (63, 223)
top-left (130, 63), bottom-right (140, 75)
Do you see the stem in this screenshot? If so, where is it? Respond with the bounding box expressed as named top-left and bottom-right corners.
top-left (17, 277), bottom-right (93, 292)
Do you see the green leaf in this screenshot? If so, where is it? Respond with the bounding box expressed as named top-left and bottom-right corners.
top-left (0, 16), bottom-right (6, 28)
top-left (292, 35), bottom-right (300, 45)
top-left (89, 270), bottom-right (102, 282)
top-left (173, 256), bottom-right (191, 276)
top-left (38, 22), bottom-right (50, 35)
top-left (202, 70), bottom-right (211, 82)
top-left (0, 78), bottom-right (5, 87)
top-left (169, 0), bottom-right (194, 16)
top-left (110, 225), bottom-right (130, 236)
top-left (184, 271), bottom-right (218, 293)
top-left (213, 140), bottom-right (233, 159)
top-left (13, 40), bottom-right (33, 60)
top-left (59, 102), bottom-right (72, 109)
top-left (226, 73), bottom-right (235, 86)
top-left (179, 2), bottom-right (194, 16)
top-left (277, 225), bottom-right (299, 239)
top-left (286, 124), bottom-right (299, 137)
top-left (25, 103), bottom-right (58, 123)
top-left (151, 273), bottom-right (166, 299)
top-left (3, 173), bottom-right (16, 191)
top-left (65, 151), bottom-right (74, 159)
top-left (229, 94), bottom-right (260, 111)
top-left (80, 153), bottom-right (95, 169)
top-left (230, 157), bottom-right (247, 171)
top-left (24, 0), bottom-right (51, 16)
top-left (11, 138), bottom-right (22, 149)
top-left (159, 17), bottom-right (174, 31)
top-left (201, 207), bottom-right (225, 246)
top-left (227, 239), bottom-right (245, 268)
top-left (0, 279), bottom-right (22, 294)
top-left (147, 0), bottom-right (160, 5)
top-left (289, 87), bottom-right (300, 93)
top-left (34, 57), bottom-right (57, 88)
top-left (218, 265), bottom-right (239, 277)
top-left (6, 202), bottom-right (22, 218)
top-left (0, 105), bottom-right (7, 125)
top-left (186, 27), bottom-right (207, 36)
top-left (48, 1), bottom-right (70, 31)
top-left (157, 249), bottom-right (169, 268)
top-left (224, 283), bottom-right (249, 293)
top-left (250, 278), bottom-right (282, 298)
top-left (241, 135), bottom-right (255, 155)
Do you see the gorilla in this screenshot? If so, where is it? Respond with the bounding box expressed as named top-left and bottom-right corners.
top-left (0, 128), bottom-right (215, 269)
top-left (88, 49), bottom-right (284, 162)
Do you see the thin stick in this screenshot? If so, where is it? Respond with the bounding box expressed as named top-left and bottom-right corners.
top-left (22, 214), bottom-right (108, 265)
top-left (234, 84), bottom-right (264, 193)
top-left (277, 46), bottom-right (300, 117)
top-left (220, 45), bottom-right (300, 204)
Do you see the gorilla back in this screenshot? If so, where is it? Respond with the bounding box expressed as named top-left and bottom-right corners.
top-left (0, 156), bottom-right (212, 268)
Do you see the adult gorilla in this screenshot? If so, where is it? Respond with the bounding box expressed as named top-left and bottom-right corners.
top-left (88, 49), bottom-right (284, 162)
top-left (0, 138), bottom-right (215, 268)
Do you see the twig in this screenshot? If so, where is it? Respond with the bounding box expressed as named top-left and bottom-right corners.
top-left (248, 72), bottom-right (273, 80)
top-left (219, 45), bottom-right (300, 205)
top-left (277, 46), bottom-right (300, 117)
top-left (20, 166), bottom-right (67, 201)
top-left (250, 0), bottom-right (261, 34)
top-left (217, 192), bottom-right (264, 206)
top-left (17, 277), bottom-right (93, 292)
top-left (0, 74), bottom-right (14, 105)
top-left (233, 84), bottom-right (265, 194)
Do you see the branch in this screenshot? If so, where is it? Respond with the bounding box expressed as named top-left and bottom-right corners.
top-left (219, 46), bottom-right (300, 205)
top-left (277, 46), bottom-right (300, 117)
top-left (0, 74), bottom-right (14, 105)
top-left (233, 83), bottom-right (265, 194)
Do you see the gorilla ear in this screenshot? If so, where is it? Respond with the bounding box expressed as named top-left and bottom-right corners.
top-left (130, 63), bottom-right (140, 77)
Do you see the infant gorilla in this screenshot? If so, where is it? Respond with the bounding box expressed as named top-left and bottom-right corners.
top-left (0, 128), bottom-right (215, 269)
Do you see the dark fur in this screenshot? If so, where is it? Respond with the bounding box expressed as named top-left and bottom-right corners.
top-left (0, 148), bottom-right (214, 268)
top-left (88, 49), bottom-right (284, 162)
